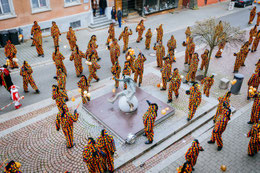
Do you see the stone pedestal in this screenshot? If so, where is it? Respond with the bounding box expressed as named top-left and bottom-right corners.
top-left (219, 78), bottom-right (230, 90)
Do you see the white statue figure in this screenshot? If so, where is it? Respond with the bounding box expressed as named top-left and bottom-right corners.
top-left (108, 76), bottom-right (138, 112)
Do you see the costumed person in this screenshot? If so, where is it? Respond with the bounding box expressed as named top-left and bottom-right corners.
top-left (247, 70), bottom-right (260, 100)
top-left (208, 102), bottom-right (231, 151)
top-left (156, 24), bottom-right (163, 43)
top-left (134, 53), bottom-right (146, 87)
top-left (87, 35), bottom-right (101, 61)
top-left (167, 35), bottom-right (177, 54)
top-left (52, 85), bottom-right (67, 112)
top-left (185, 26), bottom-right (191, 39)
top-left (77, 75), bottom-right (90, 104)
top-left (248, 91), bottom-right (260, 124)
top-left (233, 49), bottom-right (242, 73)
top-left (200, 49), bottom-right (209, 70)
top-left (186, 83), bottom-right (202, 121)
top-left (118, 26), bottom-right (132, 53)
top-left (57, 68), bottom-right (69, 101)
top-left (31, 21), bottom-right (44, 57)
top-left (4, 40), bottom-right (19, 69)
top-left (143, 100), bottom-right (158, 144)
top-left (87, 53), bottom-right (100, 84)
top-left (184, 53), bottom-right (199, 84)
top-left (213, 91), bottom-right (231, 123)
top-left (125, 49), bottom-right (135, 71)
top-left (108, 38), bottom-right (120, 65)
top-left (4, 160), bottom-right (22, 173)
top-left (20, 61), bottom-right (40, 93)
top-left (153, 40), bottom-right (165, 68)
top-left (215, 21), bottom-right (223, 37)
top-left (56, 104), bottom-right (79, 148)
top-left (51, 21), bottom-right (61, 47)
top-left (106, 23), bottom-right (115, 45)
top-left (0, 65), bottom-right (14, 92)
top-left (251, 30), bottom-right (260, 52)
top-left (145, 28), bottom-right (152, 50)
top-left (185, 139), bottom-right (204, 171)
top-left (168, 68), bottom-right (181, 103)
top-left (177, 161), bottom-right (192, 173)
top-left (241, 41), bottom-right (250, 66)
top-left (257, 12), bottom-right (260, 26)
top-left (70, 45), bottom-right (85, 77)
top-left (182, 37), bottom-right (195, 65)
top-left (160, 57), bottom-right (171, 91)
top-left (111, 61), bottom-right (121, 88)
top-left (247, 122), bottom-right (260, 156)
top-left (97, 129), bottom-right (116, 173)
top-left (53, 46), bottom-right (67, 76)
top-left (10, 85), bottom-right (22, 109)
top-left (215, 34), bottom-right (226, 58)
top-left (201, 75), bottom-right (214, 97)
top-left (83, 137), bottom-right (105, 173)
top-left (248, 25), bottom-right (257, 45)
top-left (248, 6), bottom-right (256, 25)
top-left (122, 60), bottom-right (135, 90)
top-left (136, 19), bottom-right (145, 43)
top-left (66, 27), bottom-right (77, 51)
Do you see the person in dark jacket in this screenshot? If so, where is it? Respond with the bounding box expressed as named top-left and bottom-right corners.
top-left (111, 6), bottom-right (116, 23)
top-left (117, 8), bottom-right (122, 28)
top-left (99, 0), bottom-right (107, 15)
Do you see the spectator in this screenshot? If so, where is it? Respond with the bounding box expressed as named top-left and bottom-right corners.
top-left (99, 0), bottom-right (107, 15)
top-left (92, 0), bottom-right (98, 17)
top-left (117, 8), bottom-right (122, 28)
top-left (111, 6), bottom-right (117, 24)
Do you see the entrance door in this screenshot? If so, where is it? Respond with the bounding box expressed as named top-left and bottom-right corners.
top-left (128, 0), bottom-right (135, 12)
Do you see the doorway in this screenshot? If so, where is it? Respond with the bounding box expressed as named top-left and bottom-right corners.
top-left (128, 0), bottom-right (135, 12)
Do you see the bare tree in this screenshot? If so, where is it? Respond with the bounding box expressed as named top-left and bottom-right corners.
top-left (191, 18), bottom-right (245, 77)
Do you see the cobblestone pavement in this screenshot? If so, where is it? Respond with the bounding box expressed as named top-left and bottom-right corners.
top-left (160, 107), bottom-right (259, 173)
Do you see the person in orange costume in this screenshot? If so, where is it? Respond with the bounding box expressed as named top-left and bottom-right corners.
top-left (177, 161), bottom-right (192, 173)
top-left (108, 39), bottom-right (121, 65)
top-left (257, 12), bottom-right (260, 26)
top-left (168, 68), bottom-right (182, 103)
top-left (145, 28), bottom-right (152, 50)
top-left (119, 26), bottom-right (132, 53)
top-left (66, 27), bottom-right (77, 51)
top-left (233, 49), bottom-right (243, 73)
top-left (185, 139), bottom-right (204, 171)
top-left (77, 75), bottom-right (90, 104)
top-left (134, 53), bottom-right (146, 87)
top-left (201, 75), bottom-right (214, 97)
top-left (182, 37), bottom-right (195, 65)
top-left (247, 70), bottom-right (260, 100)
top-left (51, 21), bottom-right (61, 47)
top-left (200, 49), bottom-right (209, 71)
top-left (213, 91), bottom-right (231, 123)
top-left (106, 23), bottom-right (115, 45)
top-left (160, 60), bottom-right (171, 91)
top-left (111, 61), bottom-right (121, 88)
top-left (136, 19), bottom-right (145, 43)
top-left (52, 85), bottom-right (67, 113)
top-left (122, 60), bottom-right (135, 89)
top-left (20, 61), bottom-right (40, 93)
top-left (31, 21), bottom-right (41, 46)
top-left (208, 102), bottom-right (231, 151)
top-left (53, 46), bottom-right (67, 76)
top-left (70, 45), bottom-right (85, 77)
top-left (167, 35), bottom-right (177, 54)
top-left (215, 34), bottom-right (226, 58)
top-left (143, 100), bottom-right (158, 144)
top-left (31, 21), bottom-right (44, 57)
top-left (56, 104), bottom-right (79, 148)
top-left (4, 160), bottom-right (22, 173)
top-left (156, 24), bottom-right (163, 43)
top-left (97, 129), bottom-right (116, 173)
top-left (184, 53), bottom-right (199, 84)
top-left (57, 68), bottom-right (69, 101)
top-left (248, 6), bottom-right (256, 25)
top-left (185, 26), bottom-right (191, 39)
top-left (249, 25), bottom-right (257, 45)
top-left (241, 41), bottom-right (250, 67)
top-left (164, 55), bottom-right (175, 80)
top-left (248, 91), bottom-right (260, 124)
top-left (186, 83), bottom-right (202, 121)
top-left (4, 40), bottom-right (19, 69)
top-left (247, 122), bottom-right (260, 156)
top-left (87, 53), bottom-right (100, 84)
top-left (251, 30), bottom-right (260, 52)
top-left (153, 41), bottom-right (165, 68)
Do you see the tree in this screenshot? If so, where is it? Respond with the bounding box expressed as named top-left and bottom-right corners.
top-left (191, 18), bottom-right (245, 77)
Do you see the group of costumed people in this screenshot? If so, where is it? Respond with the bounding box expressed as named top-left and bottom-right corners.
top-left (2, 8), bottom-right (260, 172)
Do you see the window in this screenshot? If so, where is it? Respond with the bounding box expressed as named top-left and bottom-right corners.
top-left (64, 0), bottom-right (81, 8)
top-left (30, 0), bottom-right (51, 14)
top-left (70, 20), bottom-right (81, 28)
top-left (0, 0), bottom-right (16, 20)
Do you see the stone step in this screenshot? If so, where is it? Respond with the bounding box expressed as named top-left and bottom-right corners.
top-left (89, 20), bottom-right (112, 29)
top-left (93, 16), bottom-right (110, 24)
